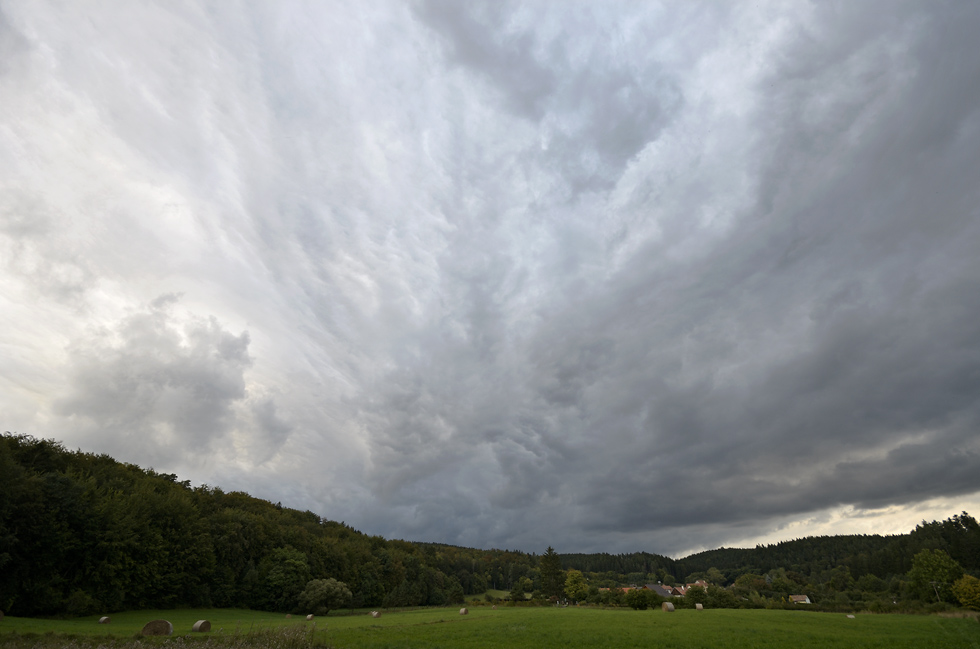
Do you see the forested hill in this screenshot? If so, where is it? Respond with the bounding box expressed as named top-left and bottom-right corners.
top-left (0, 433), bottom-right (536, 616)
top-left (2, 433), bottom-right (977, 617)
top-left (557, 552), bottom-right (675, 582)
top-left (674, 514), bottom-right (980, 582)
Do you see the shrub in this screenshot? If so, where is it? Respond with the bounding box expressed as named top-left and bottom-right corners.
top-left (65, 589), bottom-right (100, 617)
top-left (624, 589), bottom-right (649, 610)
top-left (706, 585), bottom-right (736, 609)
top-left (952, 575), bottom-right (980, 610)
top-left (685, 586), bottom-right (708, 607)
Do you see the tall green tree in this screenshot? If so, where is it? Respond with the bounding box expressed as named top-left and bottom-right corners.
top-left (906, 549), bottom-right (963, 603)
top-left (565, 569), bottom-right (588, 602)
top-left (261, 546), bottom-right (311, 612)
top-left (445, 577), bottom-right (465, 605)
top-left (510, 576), bottom-right (531, 602)
top-left (705, 567), bottom-right (725, 586)
top-left (539, 547), bottom-right (565, 599)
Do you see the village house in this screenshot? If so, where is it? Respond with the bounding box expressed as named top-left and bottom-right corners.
top-left (661, 579), bottom-right (711, 597)
top-left (645, 584), bottom-right (676, 598)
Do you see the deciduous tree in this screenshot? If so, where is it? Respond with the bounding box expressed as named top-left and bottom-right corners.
top-left (685, 585), bottom-right (708, 606)
top-left (263, 546), bottom-right (311, 612)
top-left (510, 576), bottom-right (531, 602)
top-left (565, 569), bottom-right (588, 602)
top-left (907, 549), bottom-right (963, 603)
top-left (297, 578), bottom-right (352, 616)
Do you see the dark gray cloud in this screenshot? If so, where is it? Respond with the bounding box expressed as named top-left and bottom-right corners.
top-left (2, 0), bottom-right (979, 556)
top-left (350, 1), bottom-right (980, 552)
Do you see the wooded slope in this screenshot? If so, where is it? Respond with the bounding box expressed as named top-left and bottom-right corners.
top-left (2, 433), bottom-right (976, 616)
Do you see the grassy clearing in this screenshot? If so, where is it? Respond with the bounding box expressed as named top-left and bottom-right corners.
top-left (2, 606), bottom-right (979, 649)
top-left (469, 589), bottom-right (510, 601)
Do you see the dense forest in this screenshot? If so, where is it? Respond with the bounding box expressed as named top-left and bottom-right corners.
top-left (1, 433), bottom-right (978, 617)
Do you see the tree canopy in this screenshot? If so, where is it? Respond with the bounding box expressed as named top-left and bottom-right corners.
top-left (564, 569), bottom-right (588, 602)
top-left (297, 578), bottom-right (352, 616)
top-left (907, 549), bottom-right (963, 603)
top-left (2, 433), bottom-right (978, 616)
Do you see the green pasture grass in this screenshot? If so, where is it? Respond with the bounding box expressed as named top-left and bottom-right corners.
top-left (323, 606), bottom-right (980, 649)
top-left (3, 606), bottom-right (979, 648)
top-left (0, 608), bottom-right (309, 638)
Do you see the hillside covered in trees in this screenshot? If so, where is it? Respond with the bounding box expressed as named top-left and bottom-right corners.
top-left (1, 433), bottom-right (977, 616)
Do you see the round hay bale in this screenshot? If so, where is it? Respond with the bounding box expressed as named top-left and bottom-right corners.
top-left (192, 620), bottom-right (211, 632)
top-left (661, 602), bottom-right (675, 613)
top-left (141, 620), bottom-right (173, 636)
top-left (459, 608), bottom-right (468, 615)
top-left (98, 616), bottom-right (110, 624)
top-left (306, 614), bottom-right (314, 621)
top-left (695, 603), bottom-right (703, 611)
top-left (370, 611), bottom-right (381, 618)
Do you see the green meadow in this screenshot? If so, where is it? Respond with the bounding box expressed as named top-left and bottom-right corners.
top-left (2, 607), bottom-right (979, 649)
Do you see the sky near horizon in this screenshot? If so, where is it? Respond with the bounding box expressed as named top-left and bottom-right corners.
top-left (2, 0), bottom-right (980, 558)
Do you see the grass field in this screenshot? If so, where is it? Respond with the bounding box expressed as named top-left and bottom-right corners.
top-left (2, 606), bottom-right (979, 649)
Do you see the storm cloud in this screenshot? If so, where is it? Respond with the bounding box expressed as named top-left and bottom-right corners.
top-left (1, 0), bottom-right (979, 556)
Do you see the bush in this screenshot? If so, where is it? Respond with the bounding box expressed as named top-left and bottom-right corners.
top-left (624, 589), bottom-right (649, 610)
top-left (65, 589), bottom-right (100, 617)
top-left (952, 575), bottom-right (980, 610)
top-left (926, 601), bottom-right (953, 614)
top-left (865, 600), bottom-right (885, 614)
top-left (599, 588), bottom-right (625, 607)
top-left (685, 586), bottom-right (708, 607)
top-left (706, 586), bottom-right (736, 609)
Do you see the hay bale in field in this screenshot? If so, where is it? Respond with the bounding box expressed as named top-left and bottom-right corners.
top-left (141, 620), bottom-right (173, 636)
top-left (98, 617), bottom-right (110, 624)
top-left (695, 604), bottom-right (703, 611)
top-left (459, 608), bottom-right (468, 615)
top-left (306, 614), bottom-right (314, 621)
top-left (661, 602), bottom-right (675, 613)
top-left (370, 611), bottom-right (381, 618)
top-left (192, 620), bottom-right (211, 632)
top-left (286, 614), bottom-right (292, 619)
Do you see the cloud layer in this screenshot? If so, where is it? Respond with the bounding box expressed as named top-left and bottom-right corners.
top-left (2, 0), bottom-right (979, 555)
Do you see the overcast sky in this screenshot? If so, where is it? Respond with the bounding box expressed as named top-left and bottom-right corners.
top-left (2, 0), bottom-right (979, 558)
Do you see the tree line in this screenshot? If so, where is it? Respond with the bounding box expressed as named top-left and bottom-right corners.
top-left (1, 433), bottom-right (977, 616)
top-left (0, 434), bottom-right (531, 616)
